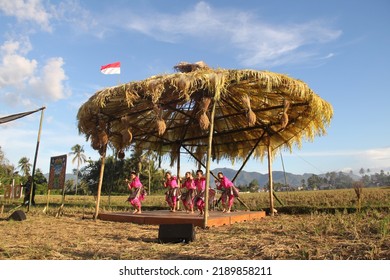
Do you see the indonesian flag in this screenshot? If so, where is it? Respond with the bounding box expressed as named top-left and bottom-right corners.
top-left (100, 62), bottom-right (120, 74)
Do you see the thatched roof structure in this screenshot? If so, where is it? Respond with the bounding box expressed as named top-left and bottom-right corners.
top-left (77, 62), bottom-right (333, 166)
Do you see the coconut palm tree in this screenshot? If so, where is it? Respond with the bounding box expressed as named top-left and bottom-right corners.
top-left (69, 144), bottom-right (87, 195)
top-left (18, 157), bottom-right (31, 177)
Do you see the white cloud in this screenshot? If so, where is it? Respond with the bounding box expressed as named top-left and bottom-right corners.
top-left (0, 39), bottom-right (70, 107)
top-left (119, 1), bottom-right (342, 67)
top-left (29, 57), bottom-right (70, 101)
top-left (0, 40), bottom-right (37, 88)
top-left (0, 0), bottom-right (52, 32)
top-left (52, 0), bottom-right (103, 37)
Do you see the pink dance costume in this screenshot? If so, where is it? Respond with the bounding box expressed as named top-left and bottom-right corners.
top-left (164, 176), bottom-right (179, 209)
top-left (181, 178), bottom-right (196, 208)
top-left (217, 176), bottom-right (236, 209)
top-left (193, 177), bottom-right (206, 212)
top-left (127, 177), bottom-right (145, 208)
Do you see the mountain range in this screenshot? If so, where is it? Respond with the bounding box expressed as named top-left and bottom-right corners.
top-left (210, 167), bottom-right (360, 188)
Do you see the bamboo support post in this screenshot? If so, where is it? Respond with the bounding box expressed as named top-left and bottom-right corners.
top-left (267, 144), bottom-right (274, 216)
top-left (94, 149), bottom-right (107, 220)
top-left (203, 99), bottom-right (217, 228)
top-left (176, 146), bottom-right (181, 211)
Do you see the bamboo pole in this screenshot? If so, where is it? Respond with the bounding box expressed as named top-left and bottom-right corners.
top-left (203, 99), bottom-right (217, 228)
top-left (267, 143), bottom-right (274, 216)
top-left (94, 148), bottom-right (107, 220)
top-left (176, 146), bottom-right (181, 211)
top-left (28, 107), bottom-right (45, 212)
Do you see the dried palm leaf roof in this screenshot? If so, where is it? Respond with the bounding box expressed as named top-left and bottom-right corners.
top-left (77, 62), bottom-right (333, 166)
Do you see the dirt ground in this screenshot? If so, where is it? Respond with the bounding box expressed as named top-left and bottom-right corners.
top-left (0, 208), bottom-right (389, 260)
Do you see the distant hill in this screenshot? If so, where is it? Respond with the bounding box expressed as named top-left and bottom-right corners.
top-left (211, 167), bottom-right (360, 188)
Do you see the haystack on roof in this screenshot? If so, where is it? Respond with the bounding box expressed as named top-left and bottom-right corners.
top-left (77, 62), bottom-right (333, 165)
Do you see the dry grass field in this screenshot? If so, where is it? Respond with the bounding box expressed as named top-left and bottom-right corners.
top-left (0, 188), bottom-right (389, 260)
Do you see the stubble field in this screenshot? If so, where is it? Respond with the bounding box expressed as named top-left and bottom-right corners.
top-left (0, 188), bottom-right (389, 260)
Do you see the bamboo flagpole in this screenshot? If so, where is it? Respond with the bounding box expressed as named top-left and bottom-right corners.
top-left (203, 99), bottom-right (217, 228)
top-left (27, 107), bottom-right (46, 212)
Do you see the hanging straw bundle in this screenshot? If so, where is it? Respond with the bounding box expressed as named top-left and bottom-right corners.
top-left (175, 74), bottom-right (192, 100)
top-left (121, 128), bottom-right (133, 146)
top-left (157, 119), bottom-right (166, 135)
top-left (97, 130), bottom-right (109, 146)
top-left (280, 99), bottom-right (291, 129)
top-left (198, 97), bottom-right (211, 130)
top-left (154, 105), bottom-right (166, 135)
top-left (242, 94), bottom-right (256, 126)
top-left (91, 134), bottom-right (100, 150)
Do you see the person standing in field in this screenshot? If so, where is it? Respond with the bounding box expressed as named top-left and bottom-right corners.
top-left (215, 171), bottom-right (238, 213)
top-left (164, 171), bottom-right (179, 212)
top-left (193, 169), bottom-right (206, 216)
top-left (181, 171), bottom-right (196, 214)
top-left (125, 171), bottom-right (146, 214)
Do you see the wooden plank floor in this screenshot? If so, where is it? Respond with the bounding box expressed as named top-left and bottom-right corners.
top-left (98, 210), bottom-right (266, 228)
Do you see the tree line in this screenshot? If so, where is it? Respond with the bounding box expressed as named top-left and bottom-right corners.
top-left (303, 169), bottom-right (390, 190)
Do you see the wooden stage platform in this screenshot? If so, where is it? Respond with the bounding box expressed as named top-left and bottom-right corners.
top-left (98, 210), bottom-right (266, 228)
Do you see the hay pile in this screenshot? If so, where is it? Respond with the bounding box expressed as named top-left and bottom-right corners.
top-left (77, 62), bottom-right (333, 164)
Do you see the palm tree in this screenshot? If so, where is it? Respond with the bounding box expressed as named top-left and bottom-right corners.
top-left (18, 157), bottom-right (31, 177)
top-left (69, 144), bottom-right (87, 195)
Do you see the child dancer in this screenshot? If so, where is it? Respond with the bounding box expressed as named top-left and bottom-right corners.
top-left (181, 171), bottom-right (196, 214)
top-left (164, 171), bottom-right (179, 212)
top-left (126, 171), bottom-right (146, 214)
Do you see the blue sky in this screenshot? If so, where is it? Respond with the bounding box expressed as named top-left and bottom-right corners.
top-left (0, 0), bottom-right (389, 176)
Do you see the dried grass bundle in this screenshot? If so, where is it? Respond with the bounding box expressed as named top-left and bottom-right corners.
top-left (175, 74), bottom-right (191, 100)
top-left (154, 105), bottom-right (166, 135)
top-left (98, 130), bottom-right (109, 146)
top-left (121, 128), bottom-right (133, 146)
top-left (156, 119), bottom-right (166, 136)
top-left (146, 79), bottom-right (164, 103)
top-left (91, 134), bottom-right (100, 150)
top-left (280, 99), bottom-right (291, 129)
top-left (242, 94), bottom-right (256, 126)
top-left (198, 97), bottom-right (211, 130)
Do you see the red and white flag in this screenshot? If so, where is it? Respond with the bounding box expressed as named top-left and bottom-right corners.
top-left (100, 62), bottom-right (120, 74)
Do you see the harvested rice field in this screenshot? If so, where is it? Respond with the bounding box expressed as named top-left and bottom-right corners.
top-left (1, 189), bottom-right (389, 260)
